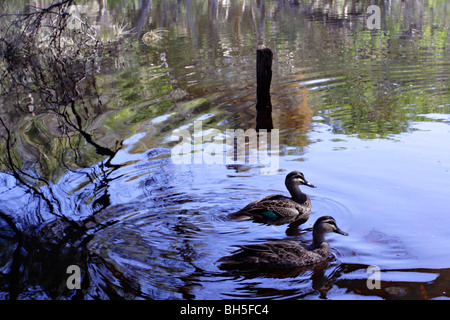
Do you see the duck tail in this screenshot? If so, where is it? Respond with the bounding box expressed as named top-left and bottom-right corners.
top-left (217, 253), bottom-right (250, 270)
top-left (226, 210), bottom-right (252, 221)
top-left (217, 251), bottom-right (261, 270)
top-left (216, 255), bottom-right (238, 267)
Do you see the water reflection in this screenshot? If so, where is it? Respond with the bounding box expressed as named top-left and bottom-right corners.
top-left (0, 0), bottom-right (449, 300)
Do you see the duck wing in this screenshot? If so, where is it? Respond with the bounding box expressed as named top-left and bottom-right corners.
top-left (219, 241), bottom-right (313, 269)
top-left (218, 241), bottom-right (328, 269)
top-left (253, 194), bottom-right (291, 202)
top-left (227, 195), bottom-right (305, 221)
top-left (236, 241), bottom-right (305, 254)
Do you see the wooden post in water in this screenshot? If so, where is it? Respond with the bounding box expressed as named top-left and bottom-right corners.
top-left (256, 47), bottom-right (273, 131)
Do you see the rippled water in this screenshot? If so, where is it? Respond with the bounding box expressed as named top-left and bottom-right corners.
top-left (0, 0), bottom-right (449, 300)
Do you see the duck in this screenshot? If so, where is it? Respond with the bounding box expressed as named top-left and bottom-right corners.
top-left (217, 216), bottom-right (348, 269)
top-left (227, 171), bottom-right (316, 224)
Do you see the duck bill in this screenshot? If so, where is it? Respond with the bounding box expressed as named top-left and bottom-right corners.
top-left (304, 181), bottom-right (317, 188)
top-left (334, 228), bottom-right (349, 236)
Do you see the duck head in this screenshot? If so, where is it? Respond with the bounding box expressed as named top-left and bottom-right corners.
top-left (314, 216), bottom-right (348, 236)
top-left (285, 171), bottom-right (316, 188)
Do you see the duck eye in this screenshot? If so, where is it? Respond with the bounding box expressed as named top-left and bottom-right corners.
top-left (327, 220), bottom-right (336, 227)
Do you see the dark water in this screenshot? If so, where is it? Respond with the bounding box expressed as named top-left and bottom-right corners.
top-left (0, 0), bottom-right (449, 300)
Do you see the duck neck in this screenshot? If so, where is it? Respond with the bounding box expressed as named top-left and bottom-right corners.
top-left (311, 232), bottom-right (326, 250)
top-left (286, 183), bottom-right (307, 203)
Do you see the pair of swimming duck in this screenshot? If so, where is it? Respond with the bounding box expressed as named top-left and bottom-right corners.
top-left (218, 171), bottom-right (348, 269)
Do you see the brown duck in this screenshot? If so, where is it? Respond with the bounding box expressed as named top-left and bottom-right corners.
top-left (218, 216), bottom-right (348, 269)
top-left (227, 171), bottom-right (316, 224)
